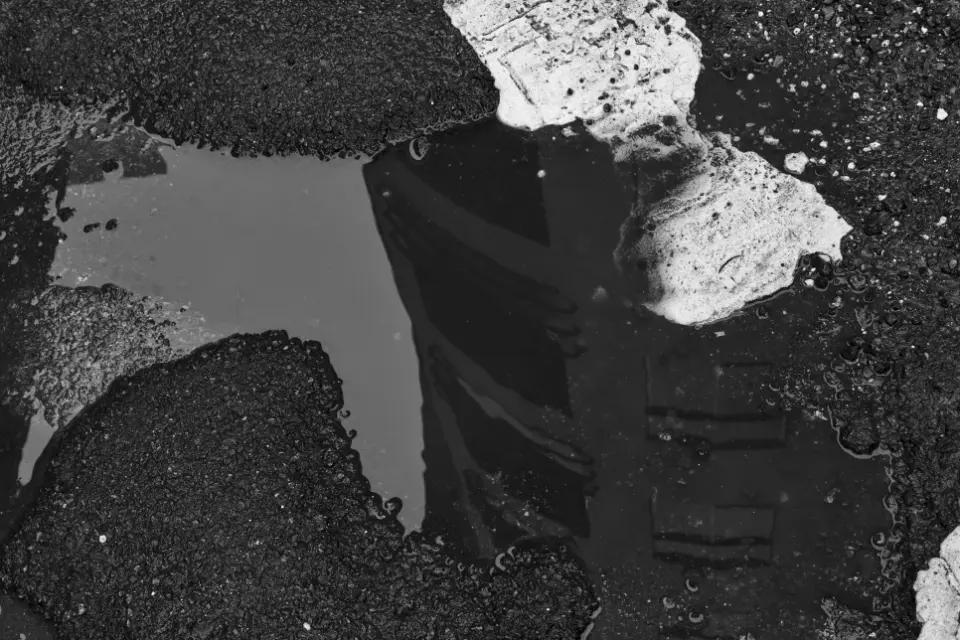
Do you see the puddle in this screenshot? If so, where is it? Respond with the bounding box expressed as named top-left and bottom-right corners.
top-left (48, 128), bottom-right (425, 530)
top-left (16, 408), bottom-right (53, 486)
top-left (362, 116), bottom-right (892, 638)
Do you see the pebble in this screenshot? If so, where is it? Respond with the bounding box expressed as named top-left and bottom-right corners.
top-left (938, 108), bottom-right (949, 121)
top-left (784, 152), bottom-right (808, 175)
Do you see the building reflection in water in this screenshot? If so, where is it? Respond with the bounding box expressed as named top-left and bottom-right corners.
top-left (362, 118), bottom-right (891, 639)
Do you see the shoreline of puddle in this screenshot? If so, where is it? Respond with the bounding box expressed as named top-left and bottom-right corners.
top-left (1, 112), bottom-right (899, 638)
top-left (13, 124), bottom-right (427, 531)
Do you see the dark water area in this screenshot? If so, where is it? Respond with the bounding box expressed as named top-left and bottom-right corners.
top-left (362, 115), bottom-right (891, 638)
top-left (0, 62), bottom-right (892, 638)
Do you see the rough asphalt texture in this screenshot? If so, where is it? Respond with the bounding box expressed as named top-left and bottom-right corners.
top-left (0, 285), bottom-right (214, 433)
top-left (0, 0), bottom-right (498, 159)
top-left (0, 331), bottom-right (597, 639)
top-left (1, 0), bottom-right (959, 635)
top-left (666, 0), bottom-right (960, 633)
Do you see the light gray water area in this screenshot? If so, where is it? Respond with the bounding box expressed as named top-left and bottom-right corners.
top-left (48, 142), bottom-right (426, 529)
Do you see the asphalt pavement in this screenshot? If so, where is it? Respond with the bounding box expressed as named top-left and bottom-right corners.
top-left (1, 0), bottom-right (960, 637)
top-left (0, 331), bottom-right (597, 639)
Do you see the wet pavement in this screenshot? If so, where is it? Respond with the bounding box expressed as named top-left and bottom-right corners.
top-left (363, 116), bottom-right (893, 638)
top-left (46, 125), bottom-right (425, 529)
top-left (1, 0), bottom-right (955, 631)
top-left (0, 109), bottom-right (898, 639)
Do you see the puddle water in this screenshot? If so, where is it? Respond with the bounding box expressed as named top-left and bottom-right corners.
top-left (47, 128), bottom-right (425, 529)
top-left (5, 64), bottom-right (891, 637)
top-left (16, 408), bottom-right (53, 486)
top-left (362, 115), bottom-right (892, 638)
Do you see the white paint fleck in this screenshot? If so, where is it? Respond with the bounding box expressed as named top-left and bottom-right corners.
top-left (784, 152), bottom-right (808, 175)
top-left (938, 108), bottom-right (949, 121)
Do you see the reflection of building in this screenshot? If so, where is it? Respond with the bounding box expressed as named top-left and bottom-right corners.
top-left (363, 118), bottom-right (890, 638)
top-left (365, 121), bottom-right (596, 558)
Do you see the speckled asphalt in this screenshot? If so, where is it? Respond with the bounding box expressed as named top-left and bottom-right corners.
top-left (1, 0), bottom-right (960, 637)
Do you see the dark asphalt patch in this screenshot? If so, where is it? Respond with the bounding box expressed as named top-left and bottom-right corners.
top-left (0, 331), bottom-right (597, 639)
top-left (0, 0), bottom-right (498, 159)
top-left (668, 0), bottom-right (960, 634)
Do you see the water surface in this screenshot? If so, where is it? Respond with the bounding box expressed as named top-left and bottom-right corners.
top-left (49, 130), bottom-right (426, 528)
top-left (363, 116), bottom-right (891, 639)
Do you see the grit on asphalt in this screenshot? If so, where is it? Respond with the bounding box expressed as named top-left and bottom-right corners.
top-left (0, 331), bottom-right (598, 639)
top-left (1, 0), bottom-right (960, 636)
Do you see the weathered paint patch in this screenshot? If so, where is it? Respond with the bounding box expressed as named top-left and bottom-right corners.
top-left (444, 0), bottom-right (852, 326)
top-left (618, 133), bottom-right (851, 325)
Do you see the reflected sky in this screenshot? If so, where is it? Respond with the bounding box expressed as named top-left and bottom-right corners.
top-left (48, 129), bottom-right (426, 529)
top-left (34, 112), bottom-right (894, 639)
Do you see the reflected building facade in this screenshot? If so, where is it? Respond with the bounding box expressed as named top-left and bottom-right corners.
top-left (363, 118), bottom-right (891, 639)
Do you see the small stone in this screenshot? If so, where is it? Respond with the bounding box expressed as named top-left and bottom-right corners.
top-left (784, 152), bottom-right (808, 175)
top-left (938, 108), bottom-right (949, 120)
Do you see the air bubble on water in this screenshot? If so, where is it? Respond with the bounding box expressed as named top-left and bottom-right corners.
top-left (662, 597), bottom-right (676, 609)
top-left (870, 531), bottom-right (886, 550)
top-left (338, 408), bottom-right (352, 420)
top-left (384, 497), bottom-right (402, 514)
top-left (408, 137), bottom-right (430, 161)
top-left (684, 577), bottom-right (698, 592)
top-left (688, 611), bottom-right (704, 624)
